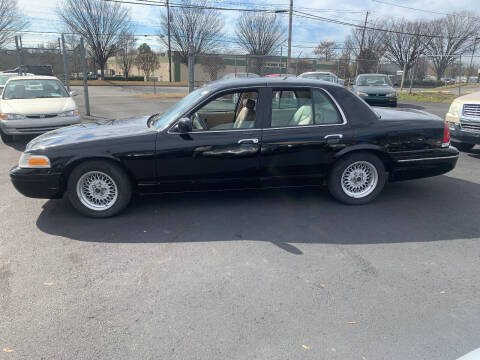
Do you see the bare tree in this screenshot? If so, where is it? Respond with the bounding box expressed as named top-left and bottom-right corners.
top-left (383, 19), bottom-right (431, 74)
top-left (159, 0), bottom-right (224, 63)
top-left (346, 19), bottom-right (386, 74)
top-left (235, 13), bottom-right (285, 55)
top-left (314, 41), bottom-right (337, 61)
top-left (198, 55), bottom-right (226, 80)
top-left (426, 12), bottom-right (480, 80)
top-left (57, 0), bottom-right (132, 79)
top-left (0, 0), bottom-right (29, 49)
top-left (135, 43), bottom-right (159, 80)
top-left (116, 31), bottom-right (137, 78)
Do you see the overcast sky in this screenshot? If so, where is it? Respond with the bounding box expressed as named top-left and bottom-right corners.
top-left (17, 0), bottom-right (475, 56)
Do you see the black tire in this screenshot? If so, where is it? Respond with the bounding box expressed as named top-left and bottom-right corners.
top-left (328, 152), bottom-right (386, 205)
top-left (1, 131), bottom-right (13, 143)
top-left (452, 142), bottom-right (474, 152)
top-left (67, 160), bottom-right (132, 218)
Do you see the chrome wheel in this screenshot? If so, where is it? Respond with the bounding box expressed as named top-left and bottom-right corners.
top-left (341, 161), bottom-right (378, 198)
top-left (76, 171), bottom-right (118, 211)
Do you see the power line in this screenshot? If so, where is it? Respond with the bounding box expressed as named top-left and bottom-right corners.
top-left (371, 0), bottom-right (480, 19)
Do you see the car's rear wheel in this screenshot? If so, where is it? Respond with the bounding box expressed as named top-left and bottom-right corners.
top-left (452, 142), bottom-right (474, 152)
top-left (328, 152), bottom-right (386, 204)
top-left (67, 160), bottom-right (132, 217)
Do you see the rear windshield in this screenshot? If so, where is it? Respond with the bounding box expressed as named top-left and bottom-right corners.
top-left (2, 79), bottom-right (69, 100)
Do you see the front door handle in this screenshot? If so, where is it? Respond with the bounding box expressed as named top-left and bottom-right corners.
top-left (238, 138), bottom-right (259, 144)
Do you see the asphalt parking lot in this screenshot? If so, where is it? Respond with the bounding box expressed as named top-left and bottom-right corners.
top-left (1, 88), bottom-right (479, 359)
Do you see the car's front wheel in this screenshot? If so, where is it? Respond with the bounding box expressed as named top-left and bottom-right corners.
top-left (452, 142), bottom-right (474, 152)
top-left (328, 152), bottom-right (386, 204)
top-left (67, 160), bottom-right (132, 217)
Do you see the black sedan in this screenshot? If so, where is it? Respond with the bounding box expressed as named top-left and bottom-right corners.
top-left (10, 78), bottom-right (459, 217)
top-left (353, 74), bottom-right (398, 107)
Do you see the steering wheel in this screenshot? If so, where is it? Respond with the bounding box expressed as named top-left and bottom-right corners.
top-left (192, 112), bottom-right (208, 130)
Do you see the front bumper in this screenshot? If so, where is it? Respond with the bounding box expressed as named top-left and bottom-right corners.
top-left (1, 115), bottom-right (80, 135)
top-left (10, 167), bottom-right (63, 199)
top-left (448, 120), bottom-right (480, 145)
top-left (362, 95), bottom-right (397, 105)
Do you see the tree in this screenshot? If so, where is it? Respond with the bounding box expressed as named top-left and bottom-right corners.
top-left (135, 43), bottom-right (159, 80)
top-left (159, 0), bottom-right (224, 63)
top-left (235, 13), bottom-right (285, 55)
top-left (346, 19), bottom-right (386, 74)
top-left (383, 19), bottom-right (431, 75)
top-left (314, 41), bottom-right (336, 61)
top-left (0, 0), bottom-right (29, 49)
top-left (116, 31), bottom-right (137, 78)
top-left (198, 55), bottom-right (226, 80)
top-left (426, 13), bottom-right (480, 80)
top-left (57, 0), bottom-right (132, 79)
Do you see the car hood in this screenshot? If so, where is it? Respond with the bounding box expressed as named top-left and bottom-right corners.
top-left (0, 97), bottom-right (77, 115)
top-left (353, 85), bottom-right (395, 94)
top-left (26, 116), bottom-right (152, 151)
top-left (374, 108), bottom-right (441, 121)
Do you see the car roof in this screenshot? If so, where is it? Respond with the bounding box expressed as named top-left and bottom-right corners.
top-left (5, 75), bottom-right (59, 81)
top-left (300, 71), bottom-right (335, 75)
top-left (205, 77), bottom-right (340, 91)
top-left (357, 73), bottom-right (389, 77)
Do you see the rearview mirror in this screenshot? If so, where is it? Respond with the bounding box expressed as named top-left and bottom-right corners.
top-left (177, 117), bottom-right (192, 133)
top-left (70, 91), bottom-right (78, 97)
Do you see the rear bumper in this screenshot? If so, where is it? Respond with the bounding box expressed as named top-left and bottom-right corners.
top-left (1, 116), bottom-right (80, 135)
top-left (10, 166), bottom-right (63, 199)
top-left (389, 146), bottom-right (459, 181)
top-left (448, 121), bottom-right (480, 145)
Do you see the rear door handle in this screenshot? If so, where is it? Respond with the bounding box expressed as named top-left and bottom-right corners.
top-left (238, 138), bottom-right (259, 144)
top-left (324, 134), bottom-right (343, 144)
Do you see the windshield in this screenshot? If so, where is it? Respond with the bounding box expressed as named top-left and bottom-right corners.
top-left (0, 75), bottom-right (15, 85)
top-left (356, 75), bottom-right (392, 87)
top-left (303, 73), bottom-right (335, 82)
top-left (2, 79), bottom-right (69, 100)
top-left (152, 87), bottom-right (209, 130)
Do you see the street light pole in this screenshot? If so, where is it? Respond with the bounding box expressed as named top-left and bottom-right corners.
top-left (287, 0), bottom-right (293, 68)
top-left (167, 0), bottom-right (172, 82)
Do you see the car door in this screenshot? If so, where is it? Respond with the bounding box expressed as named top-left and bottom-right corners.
top-left (259, 86), bottom-right (352, 185)
top-left (152, 87), bottom-right (268, 191)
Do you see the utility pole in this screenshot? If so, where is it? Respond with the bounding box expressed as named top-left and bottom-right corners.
top-left (14, 36), bottom-right (22, 75)
top-left (287, 0), bottom-right (293, 62)
top-left (61, 34), bottom-right (70, 92)
top-left (355, 11), bottom-right (369, 77)
top-left (469, 37), bottom-right (478, 78)
top-left (80, 38), bottom-right (91, 116)
top-left (167, 0), bottom-right (172, 82)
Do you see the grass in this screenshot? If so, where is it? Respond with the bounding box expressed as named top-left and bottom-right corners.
top-left (430, 83), bottom-right (480, 91)
top-left (70, 80), bottom-right (187, 87)
top-left (135, 93), bottom-right (186, 99)
top-left (398, 91), bottom-right (457, 103)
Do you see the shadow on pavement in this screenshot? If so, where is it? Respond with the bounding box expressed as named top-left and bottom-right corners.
top-left (2, 135), bottom-right (36, 151)
top-left (36, 174), bottom-right (480, 254)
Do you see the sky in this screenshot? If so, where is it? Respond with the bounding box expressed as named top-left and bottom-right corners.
top-left (16, 0), bottom-right (476, 56)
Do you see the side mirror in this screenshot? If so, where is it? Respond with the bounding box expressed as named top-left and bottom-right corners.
top-left (70, 91), bottom-right (78, 97)
top-left (393, 83), bottom-right (399, 86)
top-left (177, 117), bottom-right (192, 133)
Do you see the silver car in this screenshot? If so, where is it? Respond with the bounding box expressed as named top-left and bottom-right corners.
top-left (0, 76), bottom-right (80, 142)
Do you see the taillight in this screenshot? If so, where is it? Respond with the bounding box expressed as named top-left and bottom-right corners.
top-left (442, 121), bottom-right (450, 147)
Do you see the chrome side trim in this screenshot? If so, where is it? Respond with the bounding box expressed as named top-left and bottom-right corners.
top-left (397, 155), bottom-right (459, 163)
top-left (324, 134), bottom-right (343, 139)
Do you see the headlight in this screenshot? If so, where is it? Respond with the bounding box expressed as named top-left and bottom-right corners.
top-left (448, 101), bottom-right (461, 117)
top-left (19, 153), bottom-right (51, 168)
top-left (386, 92), bottom-right (397, 97)
top-left (356, 91), bottom-right (368, 97)
top-left (58, 110), bottom-right (79, 117)
top-left (0, 113), bottom-right (26, 120)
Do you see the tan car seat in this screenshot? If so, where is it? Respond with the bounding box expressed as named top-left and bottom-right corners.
top-left (233, 98), bottom-right (256, 128)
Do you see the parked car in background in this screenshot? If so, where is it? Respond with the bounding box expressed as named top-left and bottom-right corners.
top-left (220, 72), bottom-right (260, 80)
top-left (3, 64), bottom-right (54, 76)
top-left (87, 72), bottom-right (99, 80)
top-left (0, 76), bottom-right (80, 142)
top-left (264, 74), bottom-right (297, 78)
top-left (10, 77), bottom-right (458, 217)
top-left (445, 91), bottom-right (480, 152)
top-left (352, 74), bottom-right (397, 107)
top-left (298, 71), bottom-right (345, 86)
